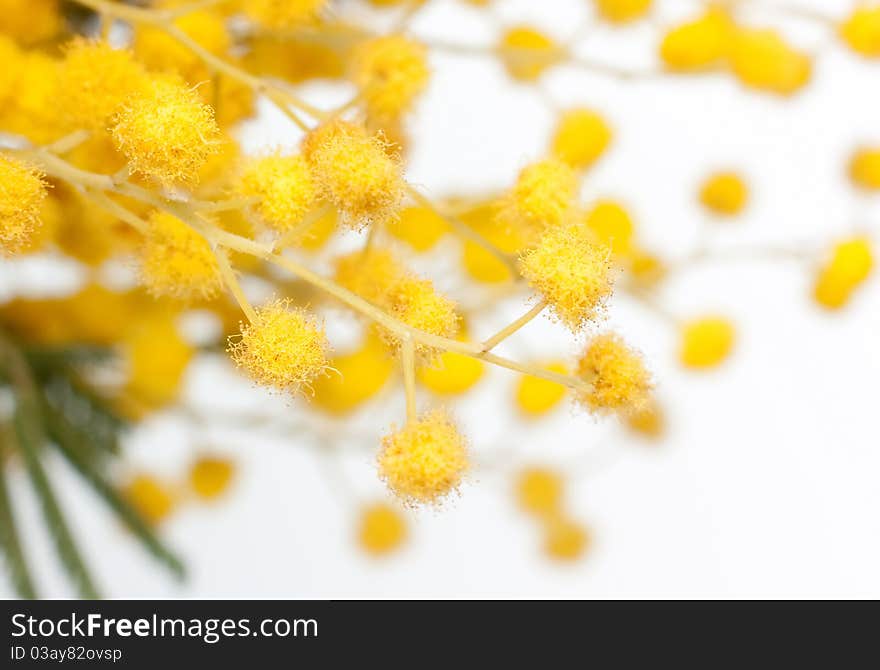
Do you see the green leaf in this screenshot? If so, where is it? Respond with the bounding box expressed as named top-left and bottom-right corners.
top-left (45, 403), bottom-right (185, 579)
top-left (42, 374), bottom-right (124, 458)
top-left (0, 427), bottom-right (38, 599)
top-left (12, 410), bottom-right (100, 599)
top-left (1, 331), bottom-right (100, 599)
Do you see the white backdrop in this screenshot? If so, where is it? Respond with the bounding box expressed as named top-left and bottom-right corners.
top-left (2, 0), bottom-right (879, 598)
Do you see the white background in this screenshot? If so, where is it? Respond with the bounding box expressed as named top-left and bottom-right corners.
top-left (2, 0), bottom-right (880, 598)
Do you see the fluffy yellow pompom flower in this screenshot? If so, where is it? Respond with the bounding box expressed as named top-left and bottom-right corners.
top-left (386, 205), bottom-right (448, 251)
top-left (378, 408), bottom-right (469, 505)
top-left (515, 361), bottom-right (569, 417)
top-left (141, 211), bottom-right (222, 300)
top-left (550, 108), bottom-right (612, 171)
top-left (679, 317), bottom-right (735, 369)
top-left (357, 503), bottom-right (407, 556)
top-left (112, 75), bottom-right (220, 186)
top-left (244, 0), bottom-right (326, 28)
top-left (594, 0), bottom-right (652, 24)
top-left (229, 299), bottom-right (331, 395)
top-left (729, 29), bottom-right (812, 96)
top-left (334, 247), bottom-right (407, 307)
top-left (60, 40), bottom-right (148, 130)
top-left (583, 200), bottom-right (635, 255)
top-left (313, 329), bottom-right (394, 414)
top-left (352, 35), bottom-right (430, 123)
top-left (383, 277), bottom-right (460, 359)
top-left (577, 333), bottom-right (652, 415)
top-left (543, 515), bottom-right (589, 561)
top-left (497, 158), bottom-right (577, 243)
top-left (123, 474), bottom-right (176, 525)
top-left (813, 237), bottom-right (873, 309)
top-left (699, 171), bottom-right (748, 216)
top-left (848, 147), bottom-right (880, 190)
top-left (189, 456), bottom-right (235, 501)
top-left (498, 26), bottom-right (564, 81)
top-left (0, 154), bottom-right (47, 255)
top-left (302, 120), bottom-right (404, 229)
top-left (659, 7), bottom-right (734, 72)
top-left (520, 225), bottom-right (614, 331)
top-left (516, 467), bottom-right (563, 517)
top-left (237, 153), bottom-right (317, 233)
top-left (840, 6), bottom-right (880, 57)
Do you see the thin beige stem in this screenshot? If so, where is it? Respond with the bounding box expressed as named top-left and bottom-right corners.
top-left (24, 147), bottom-right (595, 400)
top-left (23, 150), bottom-right (114, 191)
top-left (81, 189), bottom-right (148, 234)
top-left (43, 130), bottom-right (92, 155)
top-left (214, 248), bottom-right (257, 323)
top-left (194, 196), bottom-right (260, 213)
top-left (271, 204), bottom-right (333, 252)
top-left (407, 186), bottom-right (518, 276)
top-left (401, 336), bottom-right (417, 423)
top-left (474, 351), bottom-right (592, 394)
top-left (480, 299), bottom-right (546, 352)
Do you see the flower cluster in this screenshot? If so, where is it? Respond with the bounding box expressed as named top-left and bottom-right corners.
top-left (0, 0), bottom-right (875, 597)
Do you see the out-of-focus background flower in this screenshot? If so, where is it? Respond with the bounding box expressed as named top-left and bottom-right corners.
top-left (2, 0), bottom-right (880, 598)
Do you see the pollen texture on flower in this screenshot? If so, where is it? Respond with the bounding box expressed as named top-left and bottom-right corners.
top-left (302, 120), bottom-right (404, 229)
top-left (60, 39), bottom-right (148, 130)
top-left (497, 158), bottom-right (577, 243)
top-left (0, 154), bottom-right (47, 254)
top-left (229, 299), bottom-right (331, 395)
top-left (238, 153), bottom-right (317, 233)
top-left (352, 35), bottom-right (430, 123)
top-left (577, 333), bottom-right (652, 415)
top-left (520, 225), bottom-right (614, 331)
top-left (382, 276), bottom-right (460, 360)
top-left (334, 247), bottom-right (407, 307)
top-left (378, 408), bottom-right (469, 506)
top-left (141, 211), bottom-right (222, 300)
top-left (111, 74), bottom-right (220, 185)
